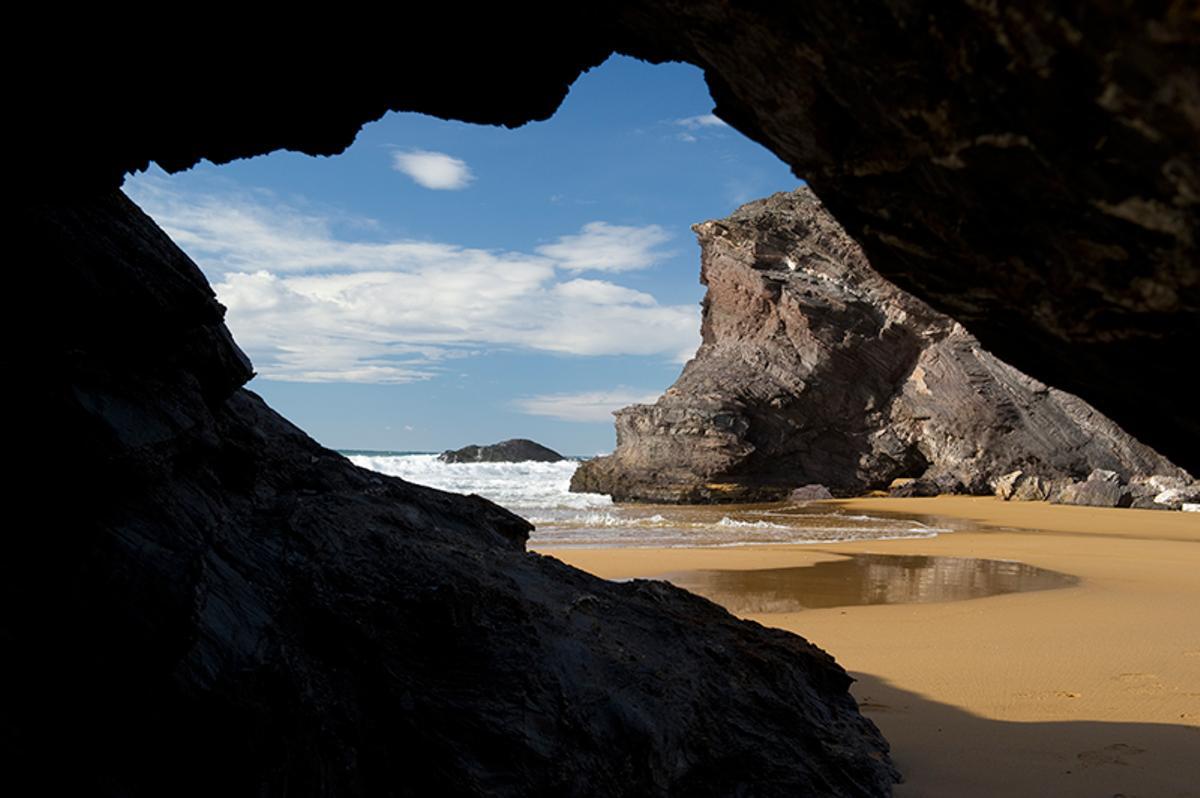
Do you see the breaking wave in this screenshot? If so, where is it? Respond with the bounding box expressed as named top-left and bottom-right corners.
top-left (346, 451), bottom-right (948, 548)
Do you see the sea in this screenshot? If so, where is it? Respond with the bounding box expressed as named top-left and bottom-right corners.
top-left (344, 451), bottom-right (951, 548)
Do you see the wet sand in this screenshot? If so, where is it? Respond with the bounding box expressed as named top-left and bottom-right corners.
top-left (538, 497), bottom-right (1200, 797)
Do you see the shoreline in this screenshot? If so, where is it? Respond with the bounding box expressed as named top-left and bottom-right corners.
top-left (538, 496), bottom-right (1200, 797)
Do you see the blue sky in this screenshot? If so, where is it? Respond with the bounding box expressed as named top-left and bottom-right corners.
top-left (125, 55), bottom-right (798, 455)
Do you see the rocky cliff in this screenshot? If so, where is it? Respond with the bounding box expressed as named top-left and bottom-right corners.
top-left (7, 190), bottom-right (896, 795)
top-left (572, 189), bottom-right (1189, 503)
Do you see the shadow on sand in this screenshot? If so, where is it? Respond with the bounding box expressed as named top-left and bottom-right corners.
top-left (851, 672), bottom-right (1200, 797)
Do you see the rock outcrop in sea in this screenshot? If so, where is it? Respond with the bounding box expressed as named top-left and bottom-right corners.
top-left (439, 438), bottom-right (564, 463)
top-left (572, 189), bottom-right (1191, 504)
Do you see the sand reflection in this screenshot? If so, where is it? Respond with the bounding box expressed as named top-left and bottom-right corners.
top-left (661, 554), bottom-right (1078, 613)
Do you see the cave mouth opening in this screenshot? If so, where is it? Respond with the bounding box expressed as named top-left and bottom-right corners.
top-left (124, 54), bottom-right (799, 462)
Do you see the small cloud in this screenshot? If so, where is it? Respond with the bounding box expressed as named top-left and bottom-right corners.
top-left (536, 222), bottom-right (672, 272)
top-left (391, 149), bottom-right (474, 190)
top-left (677, 132), bottom-right (698, 143)
top-left (514, 388), bottom-right (662, 423)
top-left (404, 425), bottom-right (414, 431)
top-left (675, 114), bottom-right (728, 130)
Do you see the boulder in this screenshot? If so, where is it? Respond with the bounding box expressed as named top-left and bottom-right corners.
top-left (888, 478), bottom-right (940, 498)
top-left (993, 470), bottom-right (1024, 501)
top-left (789, 484), bottom-right (834, 502)
top-left (1053, 470), bottom-right (1131, 508)
top-left (1011, 476), bottom-right (1052, 503)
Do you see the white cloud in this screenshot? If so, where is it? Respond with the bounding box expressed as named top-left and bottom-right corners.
top-left (675, 114), bottom-right (728, 130)
top-left (535, 221), bottom-right (672, 272)
top-left (513, 388), bottom-right (662, 423)
top-left (391, 149), bottom-right (474, 190)
top-left (673, 114), bottom-right (729, 143)
top-left (126, 177), bottom-right (701, 383)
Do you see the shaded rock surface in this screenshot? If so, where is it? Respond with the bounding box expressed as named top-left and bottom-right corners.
top-left (572, 190), bottom-right (1189, 503)
top-left (19, 4), bottom-right (1199, 472)
top-left (7, 191), bottom-right (896, 795)
top-left (1052, 469), bottom-right (1130, 508)
top-left (439, 438), bottom-right (564, 463)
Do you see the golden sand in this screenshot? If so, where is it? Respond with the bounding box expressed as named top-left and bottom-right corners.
top-left (538, 497), bottom-right (1200, 797)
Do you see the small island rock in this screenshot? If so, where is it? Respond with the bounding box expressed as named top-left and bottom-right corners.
top-left (439, 438), bottom-right (564, 463)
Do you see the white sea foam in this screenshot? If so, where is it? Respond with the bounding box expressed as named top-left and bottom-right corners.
top-left (347, 453), bottom-right (611, 511)
top-left (346, 452), bottom-right (949, 548)
top-left (715, 517), bottom-right (793, 530)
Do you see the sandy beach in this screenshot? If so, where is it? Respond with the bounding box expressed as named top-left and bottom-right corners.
top-left (538, 497), bottom-right (1200, 797)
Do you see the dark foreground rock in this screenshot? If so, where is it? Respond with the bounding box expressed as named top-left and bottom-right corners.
top-left (440, 438), bottom-right (564, 463)
top-left (572, 189), bottom-right (1189, 504)
top-left (7, 190), bottom-right (896, 796)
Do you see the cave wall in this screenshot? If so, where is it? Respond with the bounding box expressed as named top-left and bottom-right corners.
top-left (21, 4), bottom-right (1195, 471)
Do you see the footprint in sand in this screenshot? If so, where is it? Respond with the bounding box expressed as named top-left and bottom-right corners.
top-left (1076, 743), bottom-right (1146, 768)
top-left (1114, 672), bottom-right (1158, 682)
top-left (1014, 690), bottom-right (1081, 700)
top-left (1113, 672), bottom-right (1165, 694)
top-left (856, 697), bottom-right (896, 713)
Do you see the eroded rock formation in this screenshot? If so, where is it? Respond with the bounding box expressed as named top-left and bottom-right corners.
top-left (439, 438), bottom-right (564, 463)
top-left (572, 189), bottom-right (1189, 503)
top-left (8, 192), bottom-right (896, 795)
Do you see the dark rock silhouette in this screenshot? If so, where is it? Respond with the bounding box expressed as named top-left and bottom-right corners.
top-left (8, 191), bottom-right (896, 796)
top-left (440, 439), bottom-right (564, 463)
top-left (572, 190), bottom-right (1188, 503)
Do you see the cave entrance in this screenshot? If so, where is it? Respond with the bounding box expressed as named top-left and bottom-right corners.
top-left (127, 54), bottom-right (795, 461)
top-left (125, 55), bottom-right (802, 540)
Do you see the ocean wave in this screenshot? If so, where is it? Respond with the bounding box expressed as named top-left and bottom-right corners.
top-left (715, 516), bottom-right (793, 530)
top-left (347, 451), bottom-right (948, 548)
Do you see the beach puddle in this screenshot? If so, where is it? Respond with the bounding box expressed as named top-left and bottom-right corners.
top-left (660, 553), bottom-right (1078, 613)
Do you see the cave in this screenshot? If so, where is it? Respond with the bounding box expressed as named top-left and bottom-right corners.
top-left (11, 5), bottom-right (1197, 796)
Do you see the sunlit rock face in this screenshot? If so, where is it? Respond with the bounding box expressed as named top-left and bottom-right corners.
top-left (572, 189), bottom-right (1188, 502)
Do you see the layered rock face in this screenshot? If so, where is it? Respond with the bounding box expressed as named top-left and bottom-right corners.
top-left (6, 191), bottom-right (896, 795)
top-left (572, 189), bottom-right (1188, 503)
top-left (439, 438), bottom-right (564, 463)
